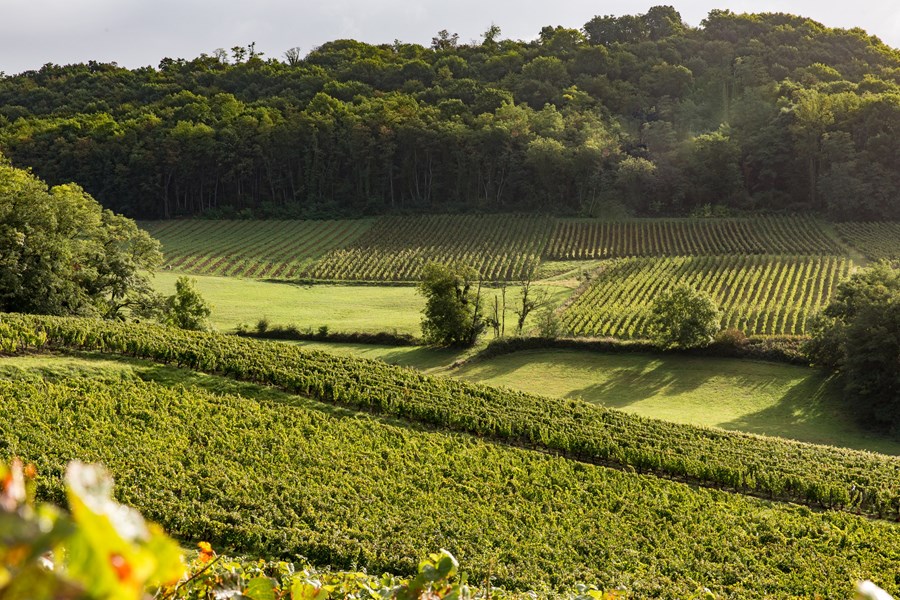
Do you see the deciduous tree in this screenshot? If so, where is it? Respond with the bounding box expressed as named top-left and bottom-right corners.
top-left (648, 283), bottom-right (721, 349)
top-left (417, 262), bottom-right (486, 347)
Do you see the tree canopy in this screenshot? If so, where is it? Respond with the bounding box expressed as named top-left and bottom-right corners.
top-left (806, 263), bottom-right (900, 432)
top-left (417, 262), bottom-right (486, 347)
top-left (648, 283), bottom-right (722, 349)
top-left (0, 10), bottom-right (899, 220)
top-left (0, 155), bottom-right (161, 318)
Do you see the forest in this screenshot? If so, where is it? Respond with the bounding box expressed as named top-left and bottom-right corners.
top-left (0, 7), bottom-right (899, 220)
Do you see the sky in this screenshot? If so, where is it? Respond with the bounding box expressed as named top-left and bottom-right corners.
top-left (1, 0), bottom-right (899, 75)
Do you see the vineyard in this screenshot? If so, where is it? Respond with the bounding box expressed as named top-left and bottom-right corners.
top-left (545, 216), bottom-right (845, 259)
top-left (140, 219), bottom-right (373, 279)
top-left (834, 222), bottom-right (900, 261)
top-left (561, 255), bottom-right (850, 338)
top-left (4, 314), bottom-right (900, 519)
top-left (304, 214), bottom-right (553, 282)
top-left (137, 215), bottom-right (874, 340)
top-left (6, 373), bottom-right (900, 596)
top-left (143, 215), bottom-right (852, 283)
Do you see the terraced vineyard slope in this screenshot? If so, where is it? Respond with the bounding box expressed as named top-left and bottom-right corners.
top-left (305, 214), bottom-right (553, 282)
top-left (4, 316), bottom-right (900, 597)
top-left (4, 314), bottom-right (900, 519)
top-left (835, 222), bottom-right (900, 262)
top-left (140, 219), bottom-right (373, 279)
top-left (545, 216), bottom-right (845, 259)
top-left (6, 373), bottom-right (900, 596)
top-left (562, 255), bottom-right (851, 337)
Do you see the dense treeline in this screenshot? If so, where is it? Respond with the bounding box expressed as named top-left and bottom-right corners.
top-left (1, 8), bottom-right (900, 219)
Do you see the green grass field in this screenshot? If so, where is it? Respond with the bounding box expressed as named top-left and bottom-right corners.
top-left (152, 272), bottom-right (574, 335)
top-left (453, 350), bottom-right (899, 454)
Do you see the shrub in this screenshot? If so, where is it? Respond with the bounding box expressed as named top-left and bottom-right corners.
top-left (418, 262), bottom-right (487, 347)
top-left (165, 277), bottom-right (211, 331)
top-left (648, 283), bottom-right (721, 349)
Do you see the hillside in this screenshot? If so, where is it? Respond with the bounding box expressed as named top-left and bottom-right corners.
top-left (1, 8), bottom-right (900, 220)
top-left (3, 315), bottom-right (900, 597)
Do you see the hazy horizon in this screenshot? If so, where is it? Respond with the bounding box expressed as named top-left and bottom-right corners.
top-left (2, 1), bottom-right (899, 75)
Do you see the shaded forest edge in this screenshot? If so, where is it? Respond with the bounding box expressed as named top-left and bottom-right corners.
top-left (1, 7), bottom-right (899, 220)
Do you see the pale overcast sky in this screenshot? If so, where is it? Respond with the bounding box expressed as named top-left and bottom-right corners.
top-left (1, 0), bottom-right (899, 75)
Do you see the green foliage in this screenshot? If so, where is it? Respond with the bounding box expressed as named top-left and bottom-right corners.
top-left (4, 376), bottom-right (900, 597)
top-left (535, 305), bottom-right (563, 338)
top-left (0, 459), bottom-right (510, 600)
top-left (2, 10), bottom-right (900, 220)
top-left (806, 263), bottom-right (900, 431)
top-left (0, 459), bottom-right (184, 600)
top-left (418, 263), bottom-right (486, 347)
top-left (0, 157), bottom-right (162, 318)
top-left (648, 283), bottom-right (722, 349)
top-left (167, 549), bottom-right (487, 600)
top-left (164, 276), bottom-right (211, 331)
top-left (5, 314), bottom-right (900, 520)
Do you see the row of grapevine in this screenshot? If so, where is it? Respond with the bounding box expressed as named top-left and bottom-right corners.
top-left (834, 222), bottom-right (900, 261)
top-left (561, 255), bottom-right (850, 337)
top-left (545, 216), bottom-right (845, 259)
top-left (140, 219), bottom-right (374, 279)
top-left (3, 313), bottom-right (900, 521)
top-left (6, 374), bottom-right (900, 597)
top-left (142, 216), bottom-right (856, 283)
top-left (305, 215), bottom-right (553, 281)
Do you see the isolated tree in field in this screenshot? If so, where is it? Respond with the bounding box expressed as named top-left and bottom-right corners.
top-left (806, 262), bottom-right (900, 431)
top-left (0, 156), bottom-right (161, 318)
top-left (164, 277), bottom-right (211, 331)
top-left (648, 283), bottom-right (721, 349)
top-left (417, 263), bottom-right (486, 347)
top-left (513, 277), bottom-right (551, 335)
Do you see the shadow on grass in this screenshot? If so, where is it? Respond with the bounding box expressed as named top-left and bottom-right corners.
top-left (719, 375), bottom-right (900, 455)
top-left (562, 360), bottom-right (714, 408)
top-left (456, 350), bottom-right (716, 408)
top-left (369, 346), bottom-right (463, 370)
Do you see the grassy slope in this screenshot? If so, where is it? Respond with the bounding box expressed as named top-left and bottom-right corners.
top-left (3, 354), bottom-right (900, 597)
top-left (289, 342), bottom-right (900, 455)
top-left (152, 272), bottom-right (574, 335)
